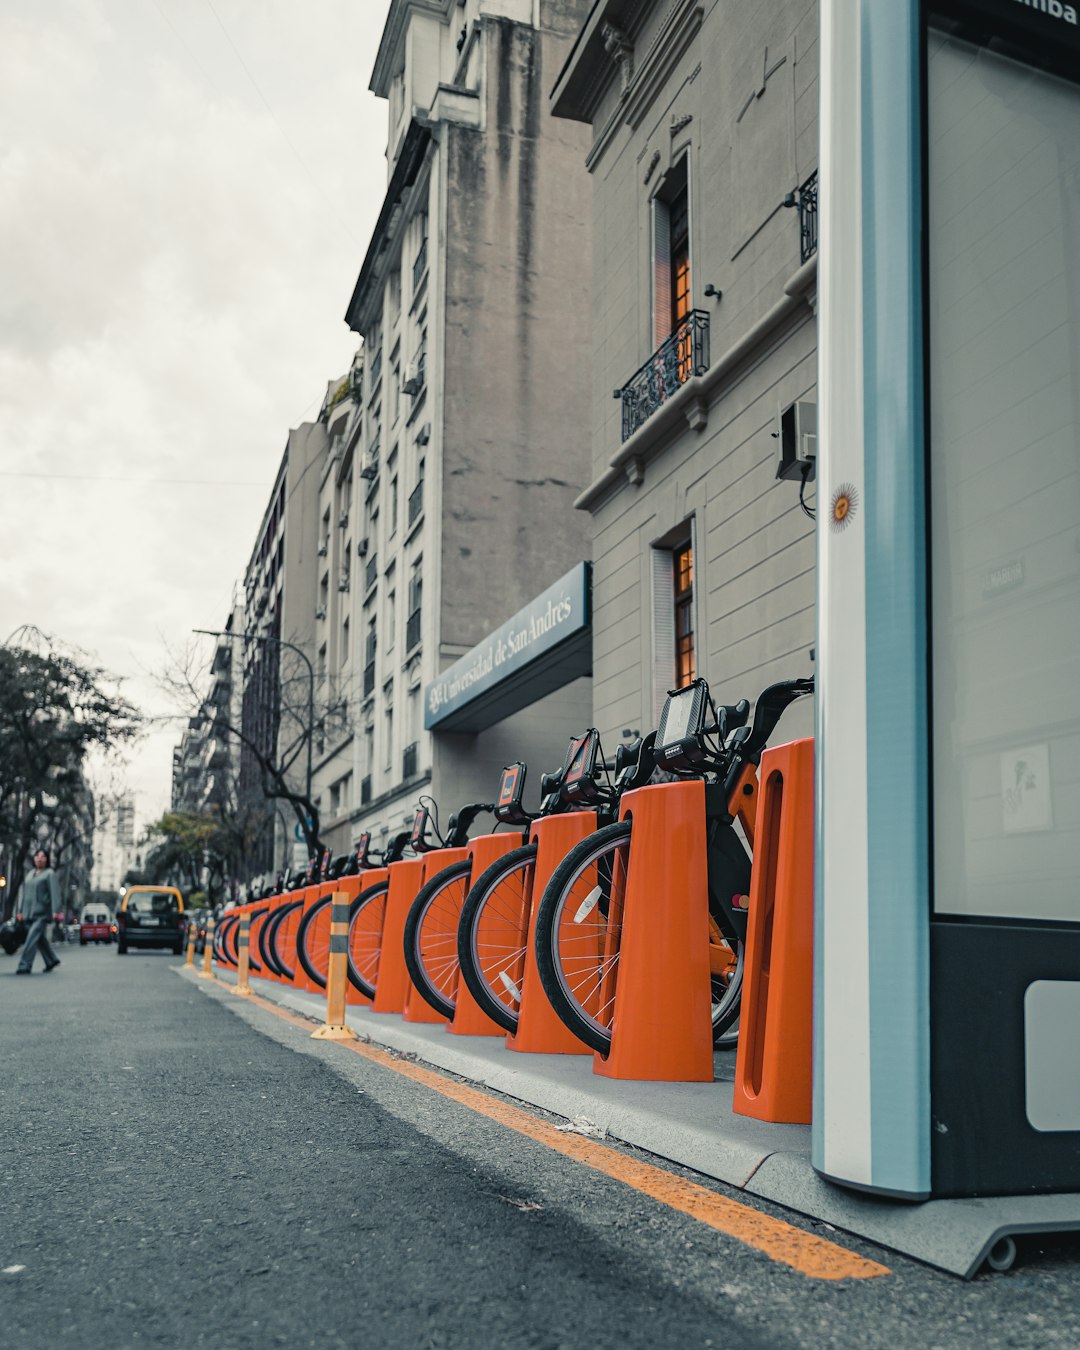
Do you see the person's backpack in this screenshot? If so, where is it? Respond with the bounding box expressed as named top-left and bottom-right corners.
top-left (0, 917), bottom-right (28, 955)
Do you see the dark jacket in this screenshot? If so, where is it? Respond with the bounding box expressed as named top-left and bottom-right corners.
top-left (21, 868), bottom-right (61, 919)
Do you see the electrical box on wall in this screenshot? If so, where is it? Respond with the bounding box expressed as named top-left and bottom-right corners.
top-left (775, 400), bottom-right (817, 482)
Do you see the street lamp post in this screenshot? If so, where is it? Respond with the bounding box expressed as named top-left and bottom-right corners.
top-left (193, 628), bottom-right (316, 855)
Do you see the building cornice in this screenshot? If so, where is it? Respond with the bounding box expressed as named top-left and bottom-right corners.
top-left (344, 119), bottom-right (433, 335)
top-left (574, 255), bottom-right (817, 513)
top-left (370, 0), bottom-right (457, 98)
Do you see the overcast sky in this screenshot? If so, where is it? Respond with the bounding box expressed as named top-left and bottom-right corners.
top-left (0, 0), bottom-right (393, 833)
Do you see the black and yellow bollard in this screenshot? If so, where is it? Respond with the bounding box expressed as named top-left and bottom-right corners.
top-left (311, 892), bottom-right (356, 1041)
top-left (199, 917), bottom-right (216, 980)
top-left (184, 922), bottom-right (196, 967)
top-left (234, 911), bottom-right (252, 998)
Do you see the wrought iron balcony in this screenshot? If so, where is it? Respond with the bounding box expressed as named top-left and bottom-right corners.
top-left (406, 609), bottom-right (421, 653)
top-left (408, 479), bottom-right (423, 528)
top-left (412, 237), bottom-right (428, 292)
top-left (615, 310), bottom-right (710, 442)
top-left (360, 774), bottom-right (372, 806)
top-left (402, 742), bottom-right (418, 780)
top-left (784, 170), bottom-right (818, 265)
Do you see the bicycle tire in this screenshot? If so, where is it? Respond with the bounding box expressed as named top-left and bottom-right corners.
top-left (456, 843), bottom-right (538, 1036)
top-left (269, 899), bottom-right (304, 982)
top-left (247, 907), bottom-right (268, 973)
top-left (534, 822), bottom-right (744, 1056)
top-left (259, 906), bottom-right (285, 976)
top-left (295, 895), bottom-right (332, 988)
top-left (346, 882), bottom-right (390, 997)
top-left (403, 859), bottom-right (473, 1019)
top-left (214, 916), bottom-right (236, 967)
top-left (223, 915), bottom-right (241, 966)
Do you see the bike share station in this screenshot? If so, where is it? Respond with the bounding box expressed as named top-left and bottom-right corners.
top-left (198, 2), bottom-right (1080, 1277)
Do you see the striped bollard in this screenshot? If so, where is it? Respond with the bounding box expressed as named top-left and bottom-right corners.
top-left (199, 917), bottom-right (215, 979)
top-left (311, 892), bottom-right (356, 1041)
top-left (235, 912), bottom-right (252, 997)
top-left (184, 924), bottom-right (196, 967)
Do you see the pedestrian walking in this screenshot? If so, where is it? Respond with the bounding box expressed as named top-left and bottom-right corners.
top-left (16, 848), bottom-right (62, 975)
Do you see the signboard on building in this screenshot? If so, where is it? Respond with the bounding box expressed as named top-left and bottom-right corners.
top-left (424, 563), bottom-right (591, 732)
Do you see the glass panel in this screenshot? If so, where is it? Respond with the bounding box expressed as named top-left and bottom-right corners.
top-left (928, 32), bottom-right (1080, 921)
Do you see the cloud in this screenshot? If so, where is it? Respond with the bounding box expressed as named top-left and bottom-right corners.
top-left (0, 0), bottom-right (392, 829)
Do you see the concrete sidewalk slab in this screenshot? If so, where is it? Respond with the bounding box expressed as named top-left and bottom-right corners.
top-left (195, 967), bottom-right (1080, 1278)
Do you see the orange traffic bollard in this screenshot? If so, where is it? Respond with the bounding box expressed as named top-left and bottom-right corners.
top-left (235, 910), bottom-right (252, 997)
top-left (371, 859), bottom-right (426, 1014)
top-left (733, 737), bottom-right (815, 1124)
top-left (593, 780), bottom-right (715, 1082)
top-left (311, 891), bottom-right (358, 1041)
top-left (184, 923), bottom-right (196, 967)
top-left (448, 833), bottom-right (523, 1038)
top-left (199, 917), bottom-right (216, 979)
top-left (505, 813), bottom-right (597, 1056)
top-left (403, 848), bottom-right (468, 1026)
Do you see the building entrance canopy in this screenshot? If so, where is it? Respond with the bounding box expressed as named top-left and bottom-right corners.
top-left (424, 563), bottom-right (591, 733)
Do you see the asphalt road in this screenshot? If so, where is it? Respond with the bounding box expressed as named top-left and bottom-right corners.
top-left (3, 945), bottom-right (1080, 1349)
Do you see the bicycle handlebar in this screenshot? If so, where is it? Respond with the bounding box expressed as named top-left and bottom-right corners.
top-left (742, 676), bottom-right (814, 761)
top-left (445, 802), bottom-right (495, 847)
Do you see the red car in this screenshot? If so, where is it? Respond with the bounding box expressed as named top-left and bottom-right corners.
top-left (80, 907), bottom-right (117, 945)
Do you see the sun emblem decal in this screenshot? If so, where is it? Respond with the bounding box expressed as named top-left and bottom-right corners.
top-left (830, 483), bottom-right (858, 532)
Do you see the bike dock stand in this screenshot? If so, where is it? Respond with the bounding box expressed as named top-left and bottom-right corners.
top-left (595, 781), bottom-right (714, 1082)
top-left (348, 867), bottom-right (388, 1005)
top-left (506, 813), bottom-right (598, 1057)
top-left (277, 887), bottom-right (305, 991)
top-left (734, 737), bottom-right (815, 1124)
top-left (451, 833), bottom-right (522, 1037)
top-left (372, 859), bottom-right (427, 1014)
top-left (293, 882), bottom-right (329, 997)
top-left (261, 894), bottom-right (287, 985)
top-left (403, 848), bottom-right (470, 1025)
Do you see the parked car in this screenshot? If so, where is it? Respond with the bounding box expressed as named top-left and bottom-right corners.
top-left (117, 887), bottom-right (186, 956)
top-left (79, 906), bottom-right (116, 945)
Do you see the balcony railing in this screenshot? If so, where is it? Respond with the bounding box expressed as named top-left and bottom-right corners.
top-left (615, 310), bottom-right (710, 442)
top-left (363, 661), bottom-right (375, 697)
top-left (402, 742), bottom-right (418, 780)
top-left (412, 237), bottom-right (428, 292)
top-left (406, 609), bottom-right (421, 652)
top-left (784, 170), bottom-right (818, 265)
top-left (408, 479), bottom-right (423, 528)
top-left (360, 774), bottom-right (372, 806)
top-left (365, 555), bottom-right (378, 592)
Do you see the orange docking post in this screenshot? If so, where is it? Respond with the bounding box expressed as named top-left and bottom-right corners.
top-left (505, 813), bottom-right (597, 1056)
top-left (593, 780), bottom-right (715, 1082)
top-left (347, 867), bottom-right (389, 1004)
top-left (733, 737), bottom-right (815, 1124)
top-left (402, 848), bottom-right (468, 1025)
top-left (371, 859), bottom-right (426, 1014)
top-left (292, 882), bottom-right (329, 996)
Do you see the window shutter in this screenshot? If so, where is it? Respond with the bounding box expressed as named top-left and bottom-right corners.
top-left (651, 547), bottom-right (675, 724)
top-left (653, 197), bottom-right (672, 348)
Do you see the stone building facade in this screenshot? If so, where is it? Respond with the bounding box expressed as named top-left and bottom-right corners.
top-left (553, 0), bottom-right (819, 742)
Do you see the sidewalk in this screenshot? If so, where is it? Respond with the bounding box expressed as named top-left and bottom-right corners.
top-left (192, 964), bottom-right (1080, 1278)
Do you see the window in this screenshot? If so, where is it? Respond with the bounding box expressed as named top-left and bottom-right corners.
top-left (674, 541), bottom-right (695, 688)
top-left (407, 559), bottom-right (422, 652)
top-left (317, 643), bottom-right (327, 683)
top-left (364, 619), bottom-right (376, 697)
top-left (389, 474), bottom-right (398, 537)
top-left (384, 692), bottom-right (394, 772)
top-left (386, 588), bottom-right (396, 652)
top-left (341, 615), bottom-right (350, 665)
top-left (390, 355), bottom-right (401, 425)
top-left (652, 157), bottom-right (692, 377)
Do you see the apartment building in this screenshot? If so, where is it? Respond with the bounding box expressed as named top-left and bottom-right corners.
top-left (338, 0), bottom-right (595, 853)
top-left (552, 0), bottom-right (819, 742)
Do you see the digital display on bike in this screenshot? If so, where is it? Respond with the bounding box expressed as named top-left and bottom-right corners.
top-left (498, 765), bottom-right (521, 806)
top-left (409, 808), bottom-right (431, 850)
top-left (563, 731), bottom-right (597, 785)
top-left (354, 832), bottom-right (371, 868)
top-left (657, 683), bottom-right (706, 754)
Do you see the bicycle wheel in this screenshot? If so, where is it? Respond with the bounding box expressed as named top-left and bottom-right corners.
top-left (259, 906), bottom-right (285, 976)
top-left (403, 859), bottom-right (472, 1019)
top-left (456, 843), bottom-right (538, 1036)
top-left (247, 907), bottom-right (267, 973)
top-left (534, 822), bottom-right (744, 1056)
top-left (347, 881), bottom-right (390, 997)
top-left (269, 899), bottom-right (304, 982)
top-left (295, 896), bottom-right (332, 988)
top-left (214, 916), bottom-right (236, 967)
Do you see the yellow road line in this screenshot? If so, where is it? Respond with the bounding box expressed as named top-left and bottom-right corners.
top-left (228, 983), bottom-right (890, 1282)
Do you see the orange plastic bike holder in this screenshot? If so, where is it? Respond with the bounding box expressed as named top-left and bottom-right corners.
top-left (249, 906), bottom-right (272, 983)
top-left (733, 737), bottom-right (815, 1124)
top-left (593, 780), bottom-right (714, 1082)
top-left (276, 888), bottom-right (304, 987)
top-left (348, 867), bottom-right (389, 1003)
top-left (506, 812), bottom-right (598, 1056)
top-left (259, 895), bottom-right (285, 984)
top-left (450, 833), bottom-right (523, 1038)
top-left (293, 883), bottom-right (329, 996)
top-left (402, 848), bottom-right (468, 1025)
top-left (371, 859), bottom-right (426, 1014)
